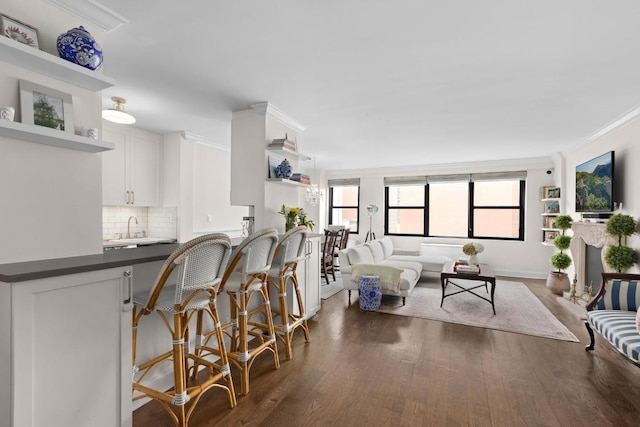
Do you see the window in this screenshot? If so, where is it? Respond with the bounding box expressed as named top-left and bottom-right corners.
top-left (384, 172), bottom-right (525, 240)
top-left (328, 179), bottom-right (360, 233)
top-left (386, 184), bottom-right (425, 235)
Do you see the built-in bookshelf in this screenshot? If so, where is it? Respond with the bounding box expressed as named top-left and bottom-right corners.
top-left (541, 186), bottom-right (561, 246)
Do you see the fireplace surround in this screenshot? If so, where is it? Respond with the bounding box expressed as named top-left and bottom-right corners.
top-left (570, 221), bottom-right (617, 295)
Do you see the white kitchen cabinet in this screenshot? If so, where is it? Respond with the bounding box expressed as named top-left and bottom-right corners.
top-left (102, 122), bottom-right (161, 206)
top-left (296, 235), bottom-right (321, 317)
top-left (1, 267), bottom-right (133, 427)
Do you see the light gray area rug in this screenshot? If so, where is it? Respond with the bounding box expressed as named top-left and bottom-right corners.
top-left (377, 279), bottom-right (579, 342)
top-left (321, 274), bottom-right (344, 300)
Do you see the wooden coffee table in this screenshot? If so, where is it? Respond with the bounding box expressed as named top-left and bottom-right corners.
top-left (440, 261), bottom-right (496, 314)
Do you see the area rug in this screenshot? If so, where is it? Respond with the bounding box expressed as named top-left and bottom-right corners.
top-left (377, 279), bottom-right (579, 342)
top-left (321, 276), bottom-right (344, 300)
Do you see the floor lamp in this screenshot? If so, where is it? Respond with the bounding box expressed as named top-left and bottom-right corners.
top-left (365, 204), bottom-right (378, 242)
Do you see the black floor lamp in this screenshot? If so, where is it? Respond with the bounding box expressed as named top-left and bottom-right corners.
top-left (365, 204), bottom-right (378, 242)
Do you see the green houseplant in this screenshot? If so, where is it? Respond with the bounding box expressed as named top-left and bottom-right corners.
top-left (546, 214), bottom-right (573, 295)
top-left (604, 213), bottom-right (638, 273)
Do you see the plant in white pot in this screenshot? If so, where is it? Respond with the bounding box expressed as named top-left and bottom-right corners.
top-left (604, 213), bottom-right (638, 273)
top-left (546, 214), bottom-right (573, 295)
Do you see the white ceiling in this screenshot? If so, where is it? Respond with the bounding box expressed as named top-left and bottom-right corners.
top-left (91, 1), bottom-right (640, 171)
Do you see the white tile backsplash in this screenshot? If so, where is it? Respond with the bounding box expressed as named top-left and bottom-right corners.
top-left (102, 206), bottom-right (177, 240)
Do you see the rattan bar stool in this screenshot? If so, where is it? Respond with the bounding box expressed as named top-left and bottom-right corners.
top-left (131, 233), bottom-right (236, 427)
top-left (267, 226), bottom-right (310, 360)
top-left (218, 228), bottom-right (280, 395)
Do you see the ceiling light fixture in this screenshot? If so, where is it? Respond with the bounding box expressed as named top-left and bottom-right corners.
top-left (305, 157), bottom-right (324, 206)
top-left (102, 96), bottom-right (136, 124)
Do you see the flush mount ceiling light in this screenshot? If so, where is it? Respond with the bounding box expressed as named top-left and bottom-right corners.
top-left (102, 96), bottom-right (136, 124)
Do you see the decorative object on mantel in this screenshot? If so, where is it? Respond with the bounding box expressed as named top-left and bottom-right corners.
top-left (275, 158), bottom-right (293, 178)
top-left (546, 214), bottom-right (573, 295)
top-left (102, 96), bottom-right (136, 124)
top-left (604, 213), bottom-right (638, 273)
top-left (57, 26), bottom-right (103, 70)
top-left (19, 80), bottom-right (74, 134)
top-left (462, 242), bottom-right (484, 266)
top-left (0, 106), bottom-right (15, 121)
top-left (0, 14), bottom-right (40, 49)
top-left (278, 204), bottom-right (314, 231)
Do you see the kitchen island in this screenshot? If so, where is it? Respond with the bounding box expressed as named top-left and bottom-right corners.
top-left (0, 244), bottom-right (180, 427)
top-left (0, 234), bottom-right (320, 427)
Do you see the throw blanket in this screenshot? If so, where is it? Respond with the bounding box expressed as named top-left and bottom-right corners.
top-left (352, 263), bottom-right (403, 293)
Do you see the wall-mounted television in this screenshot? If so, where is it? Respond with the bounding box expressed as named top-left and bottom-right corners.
top-left (575, 151), bottom-right (615, 214)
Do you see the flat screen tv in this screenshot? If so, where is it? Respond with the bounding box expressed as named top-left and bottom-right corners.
top-left (575, 151), bottom-right (615, 213)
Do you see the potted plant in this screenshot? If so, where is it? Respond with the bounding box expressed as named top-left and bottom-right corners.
top-left (546, 214), bottom-right (573, 295)
top-left (278, 204), bottom-right (314, 232)
top-left (604, 213), bottom-right (638, 273)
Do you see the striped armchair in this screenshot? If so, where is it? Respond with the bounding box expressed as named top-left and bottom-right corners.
top-left (585, 273), bottom-right (640, 365)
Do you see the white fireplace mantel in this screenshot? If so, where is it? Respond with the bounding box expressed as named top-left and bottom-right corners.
top-left (570, 222), bottom-right (618, 290)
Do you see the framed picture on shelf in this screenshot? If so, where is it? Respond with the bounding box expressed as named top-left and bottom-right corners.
top-left (546, 187), bottom-right (560, 198)
top-left (0, 14), bottom-right (40, 49)
top-left (545, 202), bottom-right (560, 213)
top-left (268, 156), bottom-right (279, 178)
top-left (19, 80), bottom-right (74, 134)
top-left (543, 230), bottom-right (559, 243)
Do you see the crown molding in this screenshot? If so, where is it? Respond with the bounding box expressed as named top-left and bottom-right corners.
top-left (45, 0), bottom-right (129, 32)
top-left (326, 156), bottom-right (555, 178)
top-left (250, 102), bottom-right (306, 132)
top-left (583, 104), bottom-right (640, 145)
top-left (181, 131), bottom-right (229, 152)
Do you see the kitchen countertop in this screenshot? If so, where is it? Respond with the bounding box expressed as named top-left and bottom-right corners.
top-left (0, 243), bottom-right (180, 283)
top-left (1, 233), bottom-right (324, 283)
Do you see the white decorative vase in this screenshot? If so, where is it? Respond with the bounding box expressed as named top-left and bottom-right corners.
top-left (469, 254), bottom-right (479, 265)
top-left (546, 271), bottom-right (570, 295)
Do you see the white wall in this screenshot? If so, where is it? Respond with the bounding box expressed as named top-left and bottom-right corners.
top-left (326, 158), bottom-right (557, 278)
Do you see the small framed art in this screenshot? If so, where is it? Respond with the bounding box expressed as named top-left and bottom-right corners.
top-left (0, 14), bottom-right (40, 49)
top-left (19, 80), bottom-right (74, 134)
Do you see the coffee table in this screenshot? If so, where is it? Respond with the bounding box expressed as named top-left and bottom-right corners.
top-left (440, 261), bottom-right (496, 314)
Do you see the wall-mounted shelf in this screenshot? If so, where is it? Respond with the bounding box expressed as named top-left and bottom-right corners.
top-left (266, 178), bottom-right (310, 188)
top-left (266, 146), bottom-right (311, 162)
top-left (0, 119), bottom-right (114, 153)
top-left (0, 37), bottom-right (115, 91)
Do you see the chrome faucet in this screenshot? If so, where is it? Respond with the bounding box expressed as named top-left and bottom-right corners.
top-left (127, 216), bottom-right (138, 239)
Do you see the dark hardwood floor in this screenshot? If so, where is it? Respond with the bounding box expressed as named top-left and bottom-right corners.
top-left (134, 277), bottom-right (640, 426)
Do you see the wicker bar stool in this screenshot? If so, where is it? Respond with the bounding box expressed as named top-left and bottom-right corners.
top-left (218, 228), bottom-right (280, 395)
top-left (267, 226), bottom-right (310, 360)
top-left (131, 233), bottom-right (236, 427)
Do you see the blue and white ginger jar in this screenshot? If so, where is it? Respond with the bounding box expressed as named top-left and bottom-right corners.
top-left (275, 158), bottom-right (293, 178)
top-left (57, 26), bottom-right (103, 71)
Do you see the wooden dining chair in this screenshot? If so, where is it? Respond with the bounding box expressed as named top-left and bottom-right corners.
top-left (334, 227), bottom-right (350, 270)
top-left (131, 233), bottom-right (236, 427)
top-left (321, 229), bottom-right (339, 285)
top-left (267, 226), bottom-right (310, 360)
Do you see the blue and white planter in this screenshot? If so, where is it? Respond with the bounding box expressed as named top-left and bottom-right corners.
top-left (358, 275), bottom-right (382, 311)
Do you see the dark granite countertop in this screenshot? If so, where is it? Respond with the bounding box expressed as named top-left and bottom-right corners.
top-left (0, 243), bottom-right (179, 283)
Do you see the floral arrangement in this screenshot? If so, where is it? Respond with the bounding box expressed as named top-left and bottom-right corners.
top-left (278, 204), bottom-right (314, 231)
top-left (462, 242), bottom-right (484, 256)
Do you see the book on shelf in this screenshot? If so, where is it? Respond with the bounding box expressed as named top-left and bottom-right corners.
top-left (290, 173), bottom-right (311, 184)
top-left (269, 138), bottom-right (297, 152)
